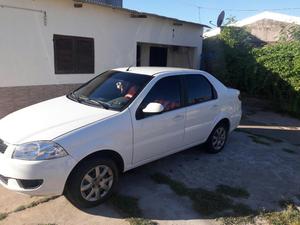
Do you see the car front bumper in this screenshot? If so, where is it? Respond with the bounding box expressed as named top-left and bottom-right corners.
top-left (0, 144), bottom-right (78, 196)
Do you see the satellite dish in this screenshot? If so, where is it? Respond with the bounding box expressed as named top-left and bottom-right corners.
top-left (217, 10), bottom-right (225, 27)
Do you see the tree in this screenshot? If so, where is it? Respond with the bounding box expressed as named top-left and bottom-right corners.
top-left (224, 16), bottom-right (237, 26)
top-left (279, 24), bottom-right (300, 41)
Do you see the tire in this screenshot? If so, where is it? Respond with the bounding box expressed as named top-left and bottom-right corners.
top-left (206, 122), bottom-right (229, 154)
top-left (64, 157), bottom-right (119, 208)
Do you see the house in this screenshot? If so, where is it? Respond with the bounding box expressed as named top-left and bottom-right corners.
top-left (0, 0), bottom-right (207, 118)
top-left (204, 11), bottom-right (300, 43)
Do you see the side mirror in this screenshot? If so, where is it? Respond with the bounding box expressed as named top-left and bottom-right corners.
top-left (142, 102), bottom-right (164, 114)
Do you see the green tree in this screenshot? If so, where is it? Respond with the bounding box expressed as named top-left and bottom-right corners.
top-left (224, 16), bottom-right (237, 26)
top-left (279, 24), bottom-right (300, 41)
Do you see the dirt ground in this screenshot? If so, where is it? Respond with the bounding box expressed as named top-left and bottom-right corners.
top-left (0, 98), bottom-right (299, 225)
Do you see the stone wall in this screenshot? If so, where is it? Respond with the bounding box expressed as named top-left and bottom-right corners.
top-left (245, 19), bottom-right (290, 43)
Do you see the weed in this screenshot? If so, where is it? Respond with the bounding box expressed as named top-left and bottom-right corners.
top-left (110, 194), bottom-right (157, 225)
top-left (13, 205), bottom-right (26, 213)
top-left (110, 194), bottom-right (142, 218)
top-left (232, 203), bottom-right (256, 216)
top-left (38, 224), bottom-right (57, 225)
top-left (279, 199), bottom-right (295, 208)
top-left (264, 205), bottom-right (300, 225)
top-left (282, 148), bottom-right (297, 154)
top-left (216, 185), bottom-right (250, 199)
top-left (151, 173), bottom-right (254, 217)
top-left (128, 218), bottom-right (157, 225)
top-left (248, 135), bottom-right (271, 146)
top-left (0, 212), bottom-right (8, 221)
top-left (220, 215), bottom-right (256, 225)
top-left (236, 129), bottom-right (283, 143)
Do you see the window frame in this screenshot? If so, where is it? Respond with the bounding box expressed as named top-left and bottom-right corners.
top-left (53, 34), bottom-right (95, 74)
top-left (183, 74), bottom-right (218, 107)
top-left (136, 75), bottom-right (185, 120)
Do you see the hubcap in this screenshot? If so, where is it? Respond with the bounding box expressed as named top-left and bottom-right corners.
top-left (212, 127), bottom-right (227, 150)
top-left (80, 165), bottom-right (114, 202)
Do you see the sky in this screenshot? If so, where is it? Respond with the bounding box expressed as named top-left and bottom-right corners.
top-left (124, 0), bottom-right (300, 27)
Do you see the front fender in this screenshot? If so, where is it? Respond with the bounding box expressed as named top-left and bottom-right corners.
top-left (54, 110), bottom-right (133, 171)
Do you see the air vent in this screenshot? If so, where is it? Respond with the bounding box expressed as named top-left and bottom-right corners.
top-left (0, 175), bottom-right (8, 185)
top-left (0, 139), bottom-right (7, 154)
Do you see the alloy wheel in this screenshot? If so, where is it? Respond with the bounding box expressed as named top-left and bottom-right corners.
top-left (212, 127), bottom-right (227, 150)
top-left (80, 165), bottom-right (114, 202)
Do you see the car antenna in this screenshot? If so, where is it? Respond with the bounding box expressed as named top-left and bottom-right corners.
top-left (126, 65), bottom-right (133, 71)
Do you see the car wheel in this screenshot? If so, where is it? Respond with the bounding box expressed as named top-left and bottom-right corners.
top-left (65, 157), bottom-right (119, 208)
top-left (206, 122), bottom-right (228, 154)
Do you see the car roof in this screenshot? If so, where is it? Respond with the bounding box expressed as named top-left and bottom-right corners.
top-left (113, 67), bottom-right (202, 76)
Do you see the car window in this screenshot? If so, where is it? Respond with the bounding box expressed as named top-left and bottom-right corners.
top-left (140, 76), bottom-right (182, 113)
top-left (185, 75), bottom-right (216, 105)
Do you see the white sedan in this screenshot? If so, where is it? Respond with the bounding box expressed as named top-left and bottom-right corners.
top-left (0, 67), bottom-right (241, 208)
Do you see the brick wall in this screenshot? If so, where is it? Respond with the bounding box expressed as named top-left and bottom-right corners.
top-left (0, 84), bottom-right (80, 119)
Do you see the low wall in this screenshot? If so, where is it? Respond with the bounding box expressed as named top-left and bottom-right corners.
top-left (0, 84), bottom-right (80, 118)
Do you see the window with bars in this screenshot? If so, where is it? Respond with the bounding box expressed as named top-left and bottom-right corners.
top-left (53, 34), bottom-right (94, 74)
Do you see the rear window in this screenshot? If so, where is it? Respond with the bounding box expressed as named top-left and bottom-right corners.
top-left (185, 75), bottom-right (216, 105)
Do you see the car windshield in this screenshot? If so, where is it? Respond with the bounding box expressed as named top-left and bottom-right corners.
top-left (68, 70), bottom-right (152, 111)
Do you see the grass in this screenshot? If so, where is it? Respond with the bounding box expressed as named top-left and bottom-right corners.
top-left (110, 194), bottom-right (142, 218)
top-left (221, 202), bottom-right (300, 225)
top-left (282, 148), bottom-right (297, 154)
top-left (16, 196), bottom-right (59, 212)
top-left (0, 212), bottom-right (8, 221)
top-left (0, 196), bottom-right (59, 222)
top-left (264, 205), bottom-right (300, 225)
top-left (216, 185), bottom-right (250, 199)
top-left (278, 199), bottom-right (295, 208)
top-left (248, 135), bottom-right (272, 146)
top-left (13, 205), bottom-right (26, 213)
top-left (128, 218), bottom-right (157, 225)
top-left (109, 194), bottom-right (157, 225)
top-left (151, 173), bottom-right (254, 217)
top-left (38, 224), bottom-right (57, 225)
top-left (236, 129), bottom-right (283, 144)
top-left (220, 215), bottom-right (256, 225)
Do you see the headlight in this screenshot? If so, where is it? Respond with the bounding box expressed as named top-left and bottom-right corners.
top-left (12, 141), bottom-right (68, 161)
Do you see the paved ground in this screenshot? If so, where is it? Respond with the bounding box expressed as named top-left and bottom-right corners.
top-left (0, 99), bottom-right (300, 225)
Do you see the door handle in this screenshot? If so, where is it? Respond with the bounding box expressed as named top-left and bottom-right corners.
top-left (173, 115), bottom-right (184, 121)
top-left (211, 104), bottom-right (219, 109)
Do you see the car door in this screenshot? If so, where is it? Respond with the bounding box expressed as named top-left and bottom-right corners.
top-left (131, 76), bottom-right (186, 164)
top-left (183, 74), bottom-right (220, 146)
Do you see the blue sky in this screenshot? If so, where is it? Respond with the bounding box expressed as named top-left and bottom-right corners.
top-left (124, 0), bottom-right (300, 27)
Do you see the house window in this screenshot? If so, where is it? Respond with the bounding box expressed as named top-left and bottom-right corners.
top-left (53, 34), bottom-right (94, 74)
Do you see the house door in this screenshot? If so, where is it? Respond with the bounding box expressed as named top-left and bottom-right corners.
top-left (149, 47), bottom-right (168, 67)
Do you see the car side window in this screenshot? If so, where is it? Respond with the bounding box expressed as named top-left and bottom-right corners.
top-left (185, 75), bottom-right (217, 105)
top-left (139, 76), bottom-right (182, 115)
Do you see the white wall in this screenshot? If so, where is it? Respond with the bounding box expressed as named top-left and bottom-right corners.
top-left (0, 0), bottom-right (203, 87)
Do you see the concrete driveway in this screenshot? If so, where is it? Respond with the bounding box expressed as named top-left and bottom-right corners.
top-left (0, 99), bottom-right (299, 225)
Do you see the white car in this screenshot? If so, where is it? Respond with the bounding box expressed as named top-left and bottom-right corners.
top-left (0, 67), bottom-right (241, 208)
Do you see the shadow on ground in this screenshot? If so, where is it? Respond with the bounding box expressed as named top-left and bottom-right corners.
top-left (82, 107), bottom-right (300, 224)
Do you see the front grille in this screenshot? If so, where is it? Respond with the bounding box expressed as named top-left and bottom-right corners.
top-left (0, 139), bottom-right (7, 154)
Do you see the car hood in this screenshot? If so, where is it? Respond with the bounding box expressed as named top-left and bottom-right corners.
top-left (0, 96), bottom-right (118, 144)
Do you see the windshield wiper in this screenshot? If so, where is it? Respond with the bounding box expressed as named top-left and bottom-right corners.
top-left (68, 92), bottom-right (80, 102)
top-left (77, 96), bottom-right (109, 109)
top-left (87, 99), bottom-right (110, 109)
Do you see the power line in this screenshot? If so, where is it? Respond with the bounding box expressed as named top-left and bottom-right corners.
top-left (198, 7), bottom-right (300, 12)
top-left (174, 0), bottom-right (300, 12)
